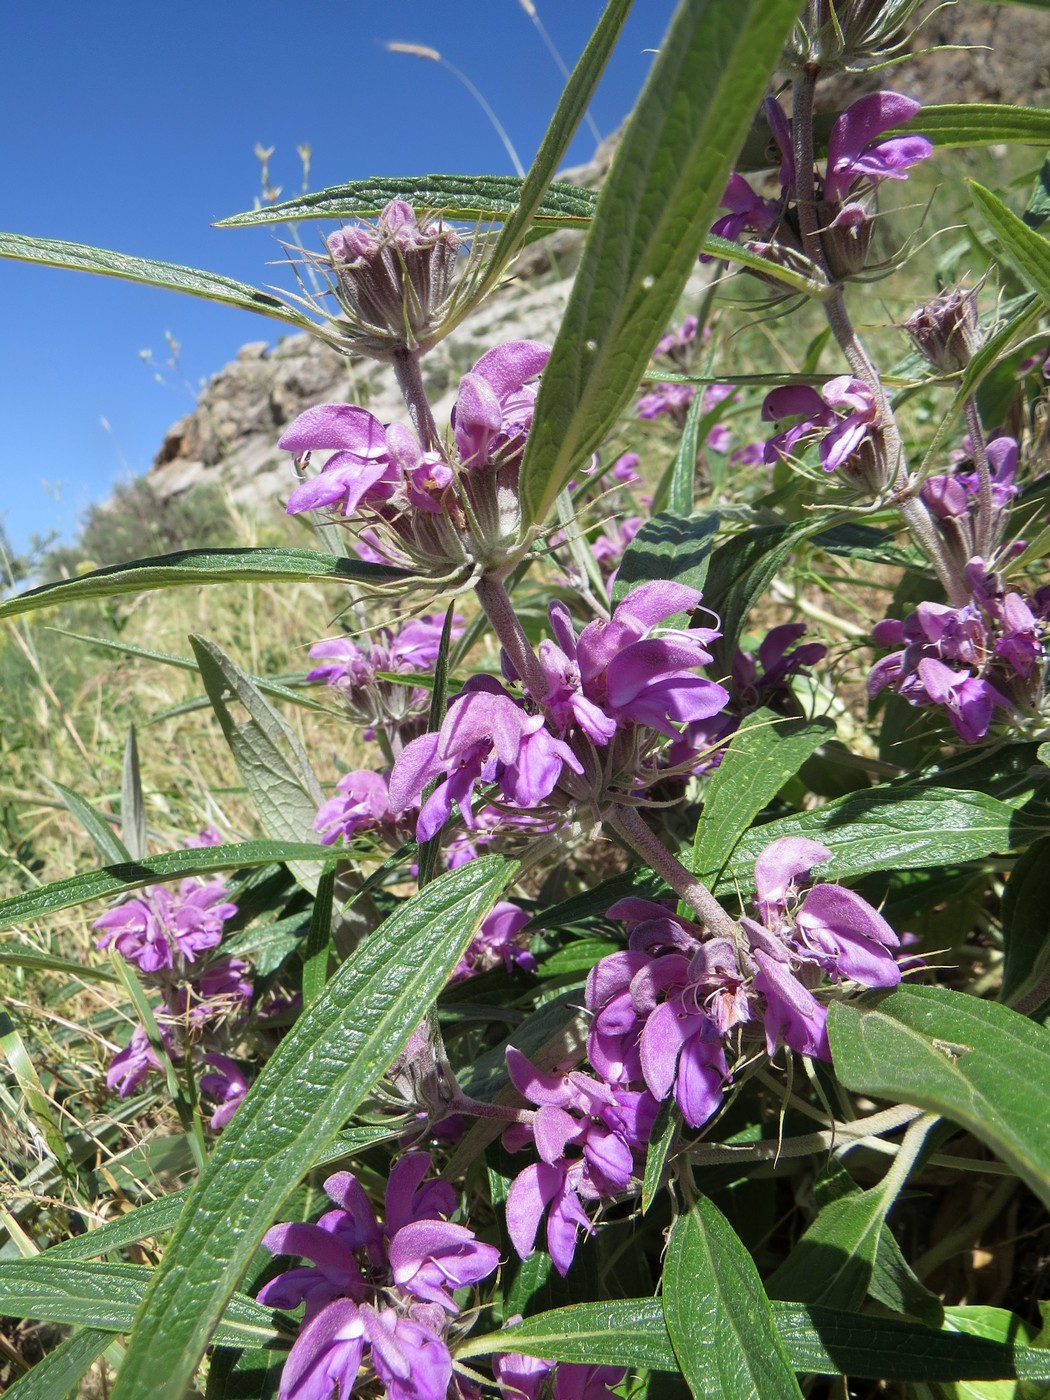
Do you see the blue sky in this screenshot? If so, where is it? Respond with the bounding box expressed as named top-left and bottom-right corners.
top-left (0, 0), bottom-right (676, 557)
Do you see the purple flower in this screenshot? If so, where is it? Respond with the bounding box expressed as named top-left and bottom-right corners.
top-left (106, 1023), bottom-right (168, 1098)
top-left (453, 900), bottom-right (534, 981)
top-left (502, 1050), bottom-right (653, 1275)
top-left (390, 682), bottom-right (582, 842)
top-left (823, 92), bottom-right (933, 203)
top-left (199, 1053), bottom-right (249, 1131)
top-left (94, 879), bottom-right (237, 976)
top-left (452, 340), bottom-right (550, 470)
top-left (710, 171), bottom-right (779, 246)
top-left (762, 377), bottom-right (877, 473)
top-left (315, 770), bottom-right (399, 846)
top-left (540, 583), bottom-right (728, 746)
top-left (740, 836), bottom-right (900, 1060)
top-left (495, 1352), bottom-right (626, 1400)
top-left (260, 1155), bottom-right (498, 1400)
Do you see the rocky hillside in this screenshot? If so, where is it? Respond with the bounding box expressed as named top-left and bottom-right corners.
top-left (147, 2), bottom-right (1049, 514)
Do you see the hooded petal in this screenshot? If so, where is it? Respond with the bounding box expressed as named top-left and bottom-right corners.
top-left (278, 403), bottom-right (390, 457)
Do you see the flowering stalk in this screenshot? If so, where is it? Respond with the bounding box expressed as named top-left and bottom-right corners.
top-left (605, 802), bottom-right (740, 942)
top-left (474, 571), bottom-right (551, 703)
top-left (788, 66), bottom-right (962, 601)
top-left (391, 346), bottom-right (440, 451)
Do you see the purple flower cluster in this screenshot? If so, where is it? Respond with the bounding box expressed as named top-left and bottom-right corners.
top-left (258, 1154), bottom-right (499, 1400)
top-left (711, 91), bottom-right (932, 280)
top-left (495, 836), bottom-right (901, 1279)
top-left (95, 879), bottom-right (236, 977)
top-left (319, 199), bottom-right (462, 360)
top-left (280, 340), bottom-right (549, 582)
top-left (666, 622), bottom-right (827, 773)
top-left (386, 581), bottom-right (731, 843)
top-left (307, 613), bottom-right (463, 745)
top-left (95, 873), bottom-right (253, 1126)
top-left (869, 557), bottom-right (1047, 741)
top-left (585, 837), bottom-right (900, 1116)
top-left (761, 377), bottom-right (878, 476)
top-left (502, 1048), bottom-right (657, 1275)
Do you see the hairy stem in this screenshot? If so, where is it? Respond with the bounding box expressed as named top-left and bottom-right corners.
top-left (791, 69), bottom-right (962, 601)
top-left (391, 348), bottom-right (440, 450)
top-left (962, 395), bottom-right (996, 557)
top-left (607, 803), bottom-right (739, 940)
top-left (474, 572), bottom-right (549, 701)
top-left (684, 1102), bottom-right (924, 1165)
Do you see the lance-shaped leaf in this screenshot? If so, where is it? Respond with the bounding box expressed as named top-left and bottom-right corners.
top-left (707, 785), bottom-right (1029, 895)
top-left (459, 1298), bottom-right (1050, 1382)
top-left (0, 231), bottom-right (309, 327)
top-left (0, 840), bottom-right (335, 932)
top-left (692, 711), bottom-right (835, 887)
top-left (971, 180), bottom-right (1050, 308)
top-left (517, 0), bottom-right (803, 529)
top-left (110, 857), bottom-right (513, 1400)
top-left (0, 1327), bottom-right (113, 1400)
top-left (0, 1260), bottom-right (278, 1348)
top-left (0, 547), bottom-right (405, 622)
top-left (190, 635), bottom-right (326, 894)
top-left (664, 1198), bottom-right (803, 1399)
top-left (828, 985), bottom-right (1050, 1211)
top-left (215, 174), bottom-right (599, 229)
top-left (890, 102), bottom-right (1050, 148)
top-left (612, 511), bottom-right (720, 606)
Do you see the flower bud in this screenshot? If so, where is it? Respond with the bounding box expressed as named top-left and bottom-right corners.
top-left (324, 200), bottom-right (461, 360)
top-left (905, 288), bottom-right (984, 372)
top-left (785, 0), bottom-right (928, 73)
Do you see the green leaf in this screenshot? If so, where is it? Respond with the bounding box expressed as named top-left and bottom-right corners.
top-left (190, 635), bottom-right (326, 894)
top-left (775, 1304), bottom-right (1050, 1383)
top-left (111, 858), bottom-right (513, 1400)
top-left (0, 1260), bottom-right (278, 1348)
top-left (664, 1197), bottom-right (803, 1399)
top-left (702, 525), bottom-right (807, 673)
top-left (641, 1100), bottom-right (677, 1215)
top-left (692, 711), bottom-right (835, 886)
top-left (46, 780), bottom-right (131, 865)
top-left (459, 0), bottom-right (633, 322)
top-left (1, 1328), bottom-right (113, 1400)
top-left (766, 1191), bottom-right (891, 1314)
top-left (971, 180), bottom-right (1050, 308)
top-left (828, 986), bottom-right (1050, 1210)
top-left (459, 1297), bottom-right (1050, 1382)
top-left (121, 725), bottom-right (147, 861)
top-left (457, 1298), bottom-right (680, 1371)
top-left (611, 511), bottom-right (720, 606)
top-left (1000, 836), bottom-right (1050, 1007)
top-left (517, 0), bottom-right (803, 528)
top-left (47, 627), bottom-right (333, 716)
top-left (0, 231), bottom-right (310, 326)
top-left (42, 1126), bottom-right (395, 1261)
top-left (0, 841), bottom-right (337, 932)
top-left (215, 174), bottom-right (599, 229)
top-left (300, 862), bottom-right (337, 1006)
top-left (707, 785), bottom-right (1027, 895)
top-left (0, 1013), bottom-right (75, 1172)
top-left (0, 547), bottom-right (404, 621)
top-left (892, 103), bottom-right (1050, 148)
top-left (662, 389), bottom-right (707, 517)
top-left (0, 948), bottom-right (117, 981)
